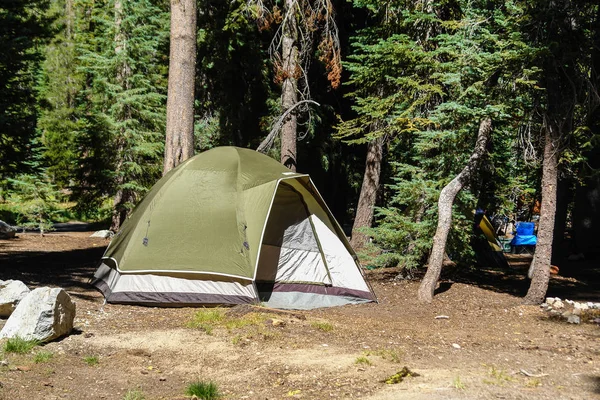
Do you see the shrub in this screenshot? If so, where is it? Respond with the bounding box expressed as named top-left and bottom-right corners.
top-left (185, 380), bottom-right (221, 400)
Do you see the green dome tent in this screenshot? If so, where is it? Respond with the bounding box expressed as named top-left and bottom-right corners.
top-left (93, 147), bottom-right (376, 309)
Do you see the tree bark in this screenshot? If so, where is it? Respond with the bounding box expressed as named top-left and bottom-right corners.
top-left (110, 0), bottom-right (133, 231)
top-left (418, 118), bottom-right (492, 303)
top-left (523, 117), bottom-right (559, 304)
top-left (350, 137), bottom-right (384, 250)
top-left (163, 0), bottom-right (196, 175)
top-left (280, 0), bottom-right (299, 171)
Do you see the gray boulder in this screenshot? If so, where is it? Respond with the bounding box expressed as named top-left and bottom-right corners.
top-left (0, 280), bottom-right (30, 317)
top-left (0, 287), bottom-right (76, 342)
top-left (0, 220), bottom-right (16, 239)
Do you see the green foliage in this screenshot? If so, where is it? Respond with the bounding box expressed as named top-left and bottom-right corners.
top-left (7, 172), bottom-right (62, 233)
top-left (0, 0), bottom-right (52, 179)
top-left (83, 355), bottom-right (99, 366)
top-left (185, 380), bottom-right (221, 400)
top-left (4, 337), bottom-right (40, 354)
top-left (187, 309), bottom-right (225, 327)
top-left (355, 356), bottom-right (372, 366)
top-left (195, 0), bottom-right (273, 149)
top-left (310, 320), bottom-right (334, 332)
top-left (34, 350), bottom-right (54, 363)
top-left (340, 0), bottom-right (539, 269)
top-left (57, 0), bottom-right (169, 219)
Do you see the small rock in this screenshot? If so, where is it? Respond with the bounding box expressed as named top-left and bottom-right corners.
top-left (0, 360), bottom-right (8, 367)
top-left (15, 366), bottom-right (31, 372)
top-left (572, 308), bottom-right (582, 316)
top-left (452, 343), bottom-right (461, 349)
top-left (575, 303), bottom-right (589, 311)
top-left (566, 299), bottom-right (575, 306)
top-left (435, 315), bottom-right (450, 319)
top-left (90, 230), bottom-right (113, 239)
top-left (546, 297), bottom-right (556, 305)
top-left (553, 300), bottom-right (564, 309)
top-left (268, 318), bottom-right (286, 327)
top-left (159, 377), bottom-right (166, 382)
top-left (567, 315), bottom-right (581, 324)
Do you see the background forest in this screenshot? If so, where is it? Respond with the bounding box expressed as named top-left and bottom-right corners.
top-left (1, 0), bottom-right (599, 301)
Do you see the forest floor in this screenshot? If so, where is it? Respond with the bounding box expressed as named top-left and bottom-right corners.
top-left (0, 231), bottom-right (598, 400)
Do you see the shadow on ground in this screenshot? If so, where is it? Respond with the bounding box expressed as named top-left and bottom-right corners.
top-left (445, 253), bottom-right (600, 301)
top-left (0, 242), bottom-right (107, 300)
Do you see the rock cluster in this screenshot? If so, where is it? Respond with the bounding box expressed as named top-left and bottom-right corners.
top-left (0, 281), bottom-right (75, 342)
top-left (540, 297), bottom-right (600, 325)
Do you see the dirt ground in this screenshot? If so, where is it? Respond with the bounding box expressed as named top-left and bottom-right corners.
top-left (0, 231), bottom-right (598, 400)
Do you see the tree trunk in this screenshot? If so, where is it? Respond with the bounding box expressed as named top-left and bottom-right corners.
top-left (163, 0), bottom-right (196, 175)
top-left (110, 0), bottom-right (132, 231)
top-left (418, 118), bottom-right (492, 303)
top-left (280, 0), bottom-right (299, 171)
top-left (350, 137), bottom-right (384, 250)
top-left (523, 117), bottom-right (559, 304)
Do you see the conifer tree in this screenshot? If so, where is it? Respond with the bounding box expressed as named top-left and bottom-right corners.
top-left (37, 0), bottom-right (84, 187)
top-left (0, 0), bottom-right (51, 180)
top-left (74, 0), bottom-right (169, 229)
top-left (339, 0), bottom-right (537, 286)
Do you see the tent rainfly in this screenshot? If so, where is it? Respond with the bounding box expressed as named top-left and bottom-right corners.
top-left (93, 146), bottom-right (376, 309)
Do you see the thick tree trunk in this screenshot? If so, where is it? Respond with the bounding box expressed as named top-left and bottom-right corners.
top-left (163, 0), bottom-right (196, 175)
top-left (350, 137), bottom-right (384, 250)
top-left (523, 118), bottom-right (559, 304)
top-left (280, 0), bottom-right (299, 171)
top-left (418, 118), bottom-right (492, 303)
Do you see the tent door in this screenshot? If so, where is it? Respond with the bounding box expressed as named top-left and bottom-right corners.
top-left (256, 183), bottom-right (332, 296)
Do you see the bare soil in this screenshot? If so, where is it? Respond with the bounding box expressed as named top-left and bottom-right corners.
top-left (0, 231), bottom-right (598, 400)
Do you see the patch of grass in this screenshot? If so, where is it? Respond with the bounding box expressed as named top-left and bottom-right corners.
top-left (4, 337), bottom-right (40, 354)
top-left (367, 348), bottom-right (402, 363)
top-left (231, 335), bottom-right (243, 345)
top-left (34, 350), bottom-right (54, 363)
top-left (526, 378), bottom-right (542, 387)
top-left (224, 312), bottom-right (267, 331)
top-left (355, 356), bottom-right (372, 366)
top-left (123, 389), bottom-right (145, 400)
top-left (483, 366), bottom-right (515, 385)
top-left (310, 320), bottom-right (334, 332)
top-left (185, 380), bottom-right (221, 400)
top-left (83, 355), bottom-right (99, 366)
top-left (187, 309), bottom-right (225, 333)
top-left (453, 376), bottom-right (466, 390)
